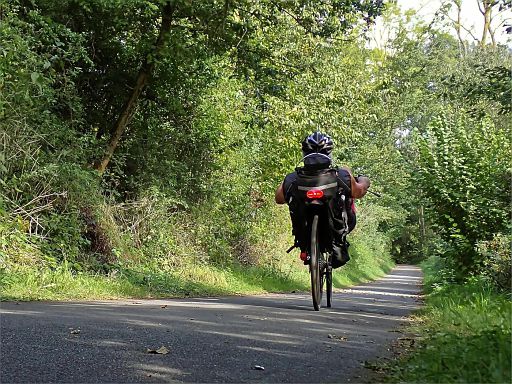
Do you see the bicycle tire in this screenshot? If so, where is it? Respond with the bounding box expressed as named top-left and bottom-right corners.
top-left (326, 266), bottom-right (332, 308)
top-left (309, 215), bottom-right (322, 311)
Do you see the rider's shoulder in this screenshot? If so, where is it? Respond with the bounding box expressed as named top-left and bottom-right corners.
top-left (283, 170), bottom-right (298, 185)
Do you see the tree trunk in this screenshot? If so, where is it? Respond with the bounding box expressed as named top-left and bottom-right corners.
top-left (488, 26), bottom-right (496, 46)
top-left (455, 1), bottom-right (465, 53)
top-left (93, 2), bottom-right (174, 174)
top-left (481, 9), bottom-right (490, 45)
top-left (488, 9), bottom-right (496, 47)
top-left (479, 0), bottom-right (492, 46)
top-left (418, 205), bottom-right (426, 253)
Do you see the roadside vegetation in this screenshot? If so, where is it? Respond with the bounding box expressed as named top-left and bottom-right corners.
top-left (387, 256), bottom-right (511, 384)
top-left (0, 1), bottom-right (510, 380)
top-left (1, 0), bottom-right (397, 301)
top-left (0, 207), bottom-right (393, 300)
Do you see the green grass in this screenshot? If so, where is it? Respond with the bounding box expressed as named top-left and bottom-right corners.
top-left (387, 256), bottom-right (512, 383)
top-left (0, 243), bottom-right (393, 301)
top-left (0, 182), bottom-right (396, 302)
top-left (0, 204), bottom-right (395, 301)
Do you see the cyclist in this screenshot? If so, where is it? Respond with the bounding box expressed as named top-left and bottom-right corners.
top-left (275, 132), bottom-right (370, 268)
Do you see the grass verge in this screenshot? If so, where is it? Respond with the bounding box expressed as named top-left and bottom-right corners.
top-left (385, 256), bottom-right (511, 383)
top-left (0, 244), bottom-right (394, 301)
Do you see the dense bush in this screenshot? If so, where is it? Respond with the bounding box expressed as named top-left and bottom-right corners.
top-left (477, 233), bottom-right (512, 291)
top-left (413, 108), bottom-right (511, 278)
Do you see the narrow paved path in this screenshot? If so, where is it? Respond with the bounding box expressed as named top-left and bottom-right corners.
top-left (0, 265), bottom-right (422, 383)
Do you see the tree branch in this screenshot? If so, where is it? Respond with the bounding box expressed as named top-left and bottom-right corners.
top-left (93, 2), bottom-right (175, 174)
top-left (444, 13), bottom-right (480, 41)
top-left (477, 0), bottom-right (485, 15)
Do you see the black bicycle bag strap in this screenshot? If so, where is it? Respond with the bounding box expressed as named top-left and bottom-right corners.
top-left (335, 168), bottom-right (352, 197)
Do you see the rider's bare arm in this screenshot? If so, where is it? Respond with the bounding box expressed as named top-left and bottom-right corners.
top-left (275, 182), bottom-right (286, 204)
top-left (341, 166), bottom-right (370, 199)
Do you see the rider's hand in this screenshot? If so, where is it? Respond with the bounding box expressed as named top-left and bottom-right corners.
top-left (355, 175), bottom-right (370, 197)
top-left (358, 175), bottom-right (370, 189)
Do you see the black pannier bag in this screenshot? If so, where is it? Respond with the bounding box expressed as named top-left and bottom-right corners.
top-left (285, 167), bottom-right (352, 251)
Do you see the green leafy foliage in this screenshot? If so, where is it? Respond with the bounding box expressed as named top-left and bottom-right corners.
top-left (477, 233), bottom-right (512, 290)
top-left (387, 257), bottom-right (511, 384)
top-left (370, 7), bottom-right (512, 283)
top-left (1, 0), bottom-right (510, 307)
top-left (413, 109), bottom-right (511, 276)
top-left (1, 0), bottom-right (395, 294)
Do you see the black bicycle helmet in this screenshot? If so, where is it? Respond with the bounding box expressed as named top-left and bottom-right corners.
top-left (301, 132), bottom-right (334, 156)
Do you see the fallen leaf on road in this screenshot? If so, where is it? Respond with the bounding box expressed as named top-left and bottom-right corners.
top-left (328, 334), bottom-right (347, 341)
top-left (156, 346), bottom-right (169, 354)
top-left (146, 346), bottom-right (169, 354)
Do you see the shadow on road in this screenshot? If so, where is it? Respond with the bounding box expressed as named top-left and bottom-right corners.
top-left (1, 265), bottom-right (423, 383)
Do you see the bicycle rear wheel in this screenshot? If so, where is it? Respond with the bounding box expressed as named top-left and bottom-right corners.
top-left (309, 215), bottom-right (322, 311)
top-left (326, 265), bottom-right (332, 308)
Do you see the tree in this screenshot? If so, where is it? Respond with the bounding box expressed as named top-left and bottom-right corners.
top-left (440, 0), bottom-right (512, 48)
top-left (477, 0), bottom-right (511, 46)
top-left (31, 0), bottom-right (383, 174)
top-left (93, 2), bottom-right (174, 173)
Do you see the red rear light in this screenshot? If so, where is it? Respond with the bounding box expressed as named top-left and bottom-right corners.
top-left (306, 189), bottom-right (324, 199)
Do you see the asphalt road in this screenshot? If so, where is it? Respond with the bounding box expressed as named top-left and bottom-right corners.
top-left (0, 265), bottom-right (422, 383)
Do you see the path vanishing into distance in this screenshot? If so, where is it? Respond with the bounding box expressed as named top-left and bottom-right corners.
top-left (1, 265), bottom-right (423, 383)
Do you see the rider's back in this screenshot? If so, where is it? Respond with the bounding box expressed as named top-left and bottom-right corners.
top-left (283, 163), bottom-right (352, 252)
